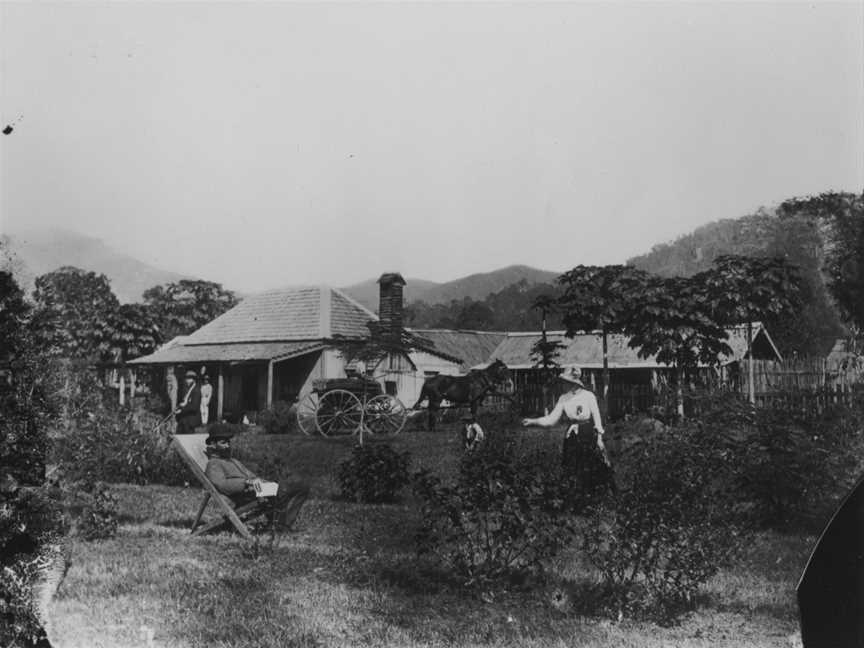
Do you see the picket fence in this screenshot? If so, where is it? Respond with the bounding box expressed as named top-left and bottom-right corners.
top-left (502, 358), bottom-right (864, 420)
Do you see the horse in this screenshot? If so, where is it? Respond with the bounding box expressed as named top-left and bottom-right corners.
top-left (411, 359), bottom-right (514, 431)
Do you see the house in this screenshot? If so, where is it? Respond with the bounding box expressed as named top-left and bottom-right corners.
top-left (129, 284), bottom-right (378, 418)
top-left (129, 267), bottom-right (786, 421)
top-left (478, 323), bottom-right (783, 391)
top-left (128, 274), bottom-right (473, 417)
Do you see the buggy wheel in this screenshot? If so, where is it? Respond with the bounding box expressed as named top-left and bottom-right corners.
top-left (316, 389), bottom-right (363, 437)
top-left (296, 393), bottom-right (321, 436)
top-left (364, 395), bottom-right (407, 436)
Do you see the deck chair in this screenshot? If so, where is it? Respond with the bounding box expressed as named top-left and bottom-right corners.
top-left (172, 434), bottom-right (267, 539)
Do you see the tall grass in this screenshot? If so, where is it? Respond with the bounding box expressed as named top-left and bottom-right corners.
top-left (48, 427), bottom-right (810, 648)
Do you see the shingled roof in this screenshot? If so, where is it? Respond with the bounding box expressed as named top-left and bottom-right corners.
top-left (185, 286), bottom-right (375, 344)
top-left (129, 286), bottom-right (376, 365)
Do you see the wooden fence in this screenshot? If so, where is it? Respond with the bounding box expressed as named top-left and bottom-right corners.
top-left (739, 358), bottom-right (863, 394)
top-left (507, 358), bottom-right (863, 421)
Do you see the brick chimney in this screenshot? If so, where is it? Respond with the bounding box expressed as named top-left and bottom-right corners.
top-left (377, 273), bottom-right (406, 343)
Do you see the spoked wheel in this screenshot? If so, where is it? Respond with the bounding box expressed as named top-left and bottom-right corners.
top-left (316, 389), bottom-right (363, 437)
top-left (364, 395), bottom-right (408, 436)
top-left (296, 393), bottom-right (321, 436)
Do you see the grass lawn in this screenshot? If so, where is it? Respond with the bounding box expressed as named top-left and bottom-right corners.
top-left (50, 427), bottom-right (811, 648)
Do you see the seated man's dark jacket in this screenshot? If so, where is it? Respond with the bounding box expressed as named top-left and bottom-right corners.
top-left (204, 453), bottom-right (311, 532)
top-left (205, 456), bottom-right (258, 502)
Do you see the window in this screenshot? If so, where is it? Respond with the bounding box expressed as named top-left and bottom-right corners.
top-left (385, 381), bottom-right (397, 396)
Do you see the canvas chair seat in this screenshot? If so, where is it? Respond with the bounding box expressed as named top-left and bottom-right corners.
top-left (172, 434), bottom-right (269, 539)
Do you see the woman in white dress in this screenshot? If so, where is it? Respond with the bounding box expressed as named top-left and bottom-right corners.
top-left (522, 367), bottom-right (615, 493)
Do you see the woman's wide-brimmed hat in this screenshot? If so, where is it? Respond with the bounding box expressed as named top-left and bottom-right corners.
top-left (558, 367), bottom-right (586, 388)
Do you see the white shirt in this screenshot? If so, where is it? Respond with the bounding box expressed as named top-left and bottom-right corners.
top-left (532, 389), bottom-right (604, 434)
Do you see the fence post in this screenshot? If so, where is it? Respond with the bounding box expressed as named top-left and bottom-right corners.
top-left (747, 322), bottom-right (755, 405)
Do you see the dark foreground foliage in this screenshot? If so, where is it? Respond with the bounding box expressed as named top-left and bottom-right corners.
top-left (52, 407), bottom-right (188, 487)
top-left (337, 442), bottom-right (412, 503)
top-left (582, 423), bottom-right (742, 624)
top-left (413, 433), bottom-right (583, 589)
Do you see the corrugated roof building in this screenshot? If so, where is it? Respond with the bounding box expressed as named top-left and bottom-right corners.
top-left (481, 323), bottom-right (781, 371)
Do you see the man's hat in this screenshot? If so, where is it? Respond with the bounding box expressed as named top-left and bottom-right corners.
top-left (184, 370), bottom-right (197, 380)
top-left (206, 423), bottom-right (237, 444)
top-left (559, 367), bottom-right (586, 388)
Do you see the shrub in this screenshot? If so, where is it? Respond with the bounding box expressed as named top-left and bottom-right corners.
top-left (337, 442), bottom-right (412, 503)
top-left (257, 400), bottom-right (299, 434)
top-left (737, 402), bottom-right (861, 529)
top-left (413, 433), bottom-right (581, 589)
top-left (0, 335), bottom-right (68, 647)
top-left (52, 407), bottom-right (188, 486)
top-left (69, 481), bottom-right (119, 541)
top-left (582, 424), bottom-right (741, 625)
top-left (0, 486), bottom-right (67, 647)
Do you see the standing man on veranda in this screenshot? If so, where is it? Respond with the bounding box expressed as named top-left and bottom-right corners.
top-left (200, 371), bottom-right (213, 425)
top-left (175, 369), bottom-right (202, 434)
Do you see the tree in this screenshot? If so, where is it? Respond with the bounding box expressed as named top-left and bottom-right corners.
top-left (104, 303), bottom-right (163, 363)
top-left (698, 255), bottom-right (801, 402)
top-left (0, 272), bottom-right (65, 648)
top-left (0, 270), bottom-right (31, 361)
top-left (143, 279), bottom-right (238, 340)
top-left (555, 265), bottom-right (653, 414)
top-left (779, 191), bottom-right (864, 339)
top-left (627, 275), bottom-right (732, 418)
top-left (30, 266), bottom-right (120, 359)
top-left (530, 295), bottom-right (567, 414)
top-left (455, 300), bottom-right (495, 330)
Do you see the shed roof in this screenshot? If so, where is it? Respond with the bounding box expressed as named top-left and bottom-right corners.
top-left (409, 329), bottom-right (507, 371)
top-left (480, 323), bottom-right (780, 370)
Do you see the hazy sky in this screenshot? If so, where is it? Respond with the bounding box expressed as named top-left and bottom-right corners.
top-left (1, 2), bottom-right (862, 291)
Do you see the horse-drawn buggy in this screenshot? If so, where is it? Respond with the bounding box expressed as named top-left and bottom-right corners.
top-left (295, 359), bottom-right (515, 436)
top-left (295, 375), bottom-right (408, 437)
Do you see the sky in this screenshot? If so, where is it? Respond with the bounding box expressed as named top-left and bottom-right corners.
top-left (1, 1), bottom-right (862, 292)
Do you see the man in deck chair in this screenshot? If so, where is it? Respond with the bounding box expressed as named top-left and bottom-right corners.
top-left (204, 425), bottom-right (310, 533)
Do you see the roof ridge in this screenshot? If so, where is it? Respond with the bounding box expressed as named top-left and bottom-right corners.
top-left (409, 328), bottom-right (507, 335)
top-left (319, 285), bottom-right (331, 338)
top-left (183, 338), bottom-right (323, 346)
top-left (331, 286), bottom-right (379, 320)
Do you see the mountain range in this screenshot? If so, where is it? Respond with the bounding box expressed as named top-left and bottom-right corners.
top-left (0, 228), bottom-right (562, 307)
top-left (1, 229), bottom-right (190, 303)
top-left (0, 210), bottom-right (852, 357)
top-left (340, 265), bottom-right (560, 311)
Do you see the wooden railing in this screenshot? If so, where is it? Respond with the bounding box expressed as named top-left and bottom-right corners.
top-left (472, 357), bottom-right (864, 420)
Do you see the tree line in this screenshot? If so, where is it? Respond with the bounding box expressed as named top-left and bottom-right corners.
top-left (1, 261), bottom-right (238, 366)
top-left (406, 191), bottom-right (864, 364)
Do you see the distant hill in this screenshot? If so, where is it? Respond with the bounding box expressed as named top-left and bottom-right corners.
top-left (2, 228), bottom-right (191, 303)
top-left (340, 277), bottom-right (441, 312)
top-left (342, 265), bottom-right (561, 312)
top-left (627, 212), bottom-right (777, 277)
top-left (417, 265), bottom-right (560, 305)
top-left (627, 209), bottom-right (846, 356)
